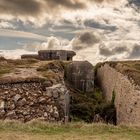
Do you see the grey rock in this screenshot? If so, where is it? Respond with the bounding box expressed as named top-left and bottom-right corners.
top-left (18, 98), bottom-right (26, 106)
top-left (60, 87), bottom-right (66, 93)
top-left (53, 90), bottom-right (59, 98)
top-left (14, 94), bottom-right (21, 103)
top-left (10, 103), bottom-right (15, 110)
top-left (46, 105), bottom-right (53, 113)
top-left (44, 112), bottom-right (48, 118)
top-left (7, 111), bottom-right (16, 117)
top-left (0, 100), bottom-right (5, 110)
top-left (23, 110), bottom-right (30, 116)
top-left (54, 111), bottom-right (59, 118)
top-left (60, 95), bottom-right (65, 100)
top-left (0, 110), bottom-right (5, 116)
top-left (39, 97), bottom-right (46, 103)
top-left (43, 81), bottom-right (53, 88)
top-left (4, 91), bottom-right (8, 94)
top-left (45, 90), bottom-right (52, 97)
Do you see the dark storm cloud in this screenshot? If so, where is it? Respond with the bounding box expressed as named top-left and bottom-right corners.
top-left (89, 0), bottom-right (115, 3)
top-left (0, 0), bottom-right (86, 18)
top-left (85, 20), bottom-right (117, 31)
top-left (0, 0), bottom-right (115, 18)
top-left (128, 44), bottom-right (140, 58)
top-left (99, 44), bottom-right (129, 56)
top-left (99, 42), bottom-right (140, 60)
top-left (128, 0), bottom-right (140, 12)
top-left (79, 32), bottom-right (99, 44)
top-left (45, 0), bottom-right (85, 9)
top-left (45, 0), bottom-right (116, 10)
top-left (99, 45), bottom-right (113, 56)
top-left (0, 0), bottom-right (42, 16)
top-left (128, 0), bottom-right (140, 6)
top-left (72, 31), bottom-right (101, 50)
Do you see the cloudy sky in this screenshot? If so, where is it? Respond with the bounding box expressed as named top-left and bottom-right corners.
top-left (0, 0), bottom-right (140, 64)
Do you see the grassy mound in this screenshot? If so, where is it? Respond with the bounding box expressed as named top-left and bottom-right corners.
top-left (95, 60), bottom-right (140, 86)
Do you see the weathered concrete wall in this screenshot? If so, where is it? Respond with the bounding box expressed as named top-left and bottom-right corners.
top-left (38, 50), bottom-right (76, 61)
top-left (0, 79), bottom-right (68, 122)
top-left (65, 61), bottom-right (94, 92)
top-left (97, 64), bottom-right (140, 126)
top-left (21, 54), bottom-right (39, 60)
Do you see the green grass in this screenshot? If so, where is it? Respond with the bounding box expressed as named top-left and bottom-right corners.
top-left (0, 121), bottom-right (139, 140)
top-left (0, 68), bottom-right (12, 76)
top-left (0, 63), bottom-right (13, 77)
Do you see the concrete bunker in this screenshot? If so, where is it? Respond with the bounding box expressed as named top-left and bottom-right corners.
top-left (65, 61), bottom-right (94, 92)
top-left (38, 50), bottom-right (76, 61)
top-left (21, 54), bottom-right (39, 59)
top-left (21, 50), bottom-right (76, 61)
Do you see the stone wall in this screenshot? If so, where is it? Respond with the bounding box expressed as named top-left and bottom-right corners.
top-left (0, 79), bottom-right (69, 122)
top-left (97, 64), bottom-right (140, 126)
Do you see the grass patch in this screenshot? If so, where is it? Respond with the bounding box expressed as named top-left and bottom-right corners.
top-left (0, 68), bottom-right (12, 76)
top-left (41, 70), bottom-right (62, 84)
top-left (0, 62), bottom-right (13, 77)
top-left (8, 59), bottom-right (39, 68)
top-left (0, 121), bottom-right (139, 140)
top-left (37, 61), bottom-right (67, 84)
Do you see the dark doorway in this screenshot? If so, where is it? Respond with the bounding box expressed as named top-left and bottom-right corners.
top-left (67, 57), bottom-right (71, 61)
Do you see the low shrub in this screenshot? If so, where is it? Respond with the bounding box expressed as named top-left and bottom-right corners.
top-left (70, 87), bottom-right (116, 124)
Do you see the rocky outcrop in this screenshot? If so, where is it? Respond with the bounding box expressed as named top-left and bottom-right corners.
top-left (0, 78), bottom-right (69, 122)
top-left (97, 64), bottom-right (140, 126)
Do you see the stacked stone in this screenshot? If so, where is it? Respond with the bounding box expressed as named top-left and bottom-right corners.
top-left (0, 81), bottom-right (67, 122)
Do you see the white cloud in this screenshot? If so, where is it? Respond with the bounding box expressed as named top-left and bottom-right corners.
top-left (0, 49), bottom-right (37, 59)
top-left (0, 29), bottom-right (48, 41)
top-left (22, 36), bottom-right (70, 51)
top-left (0, 21), bottom-right (15, 29)
top-left (0, 0), bottom-right (140, 64)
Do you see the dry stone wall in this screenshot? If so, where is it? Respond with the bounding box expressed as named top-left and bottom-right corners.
top-left (97, 64), bottom-right (140, 126)
top-left (0, 78), bottom-right (68, 122)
